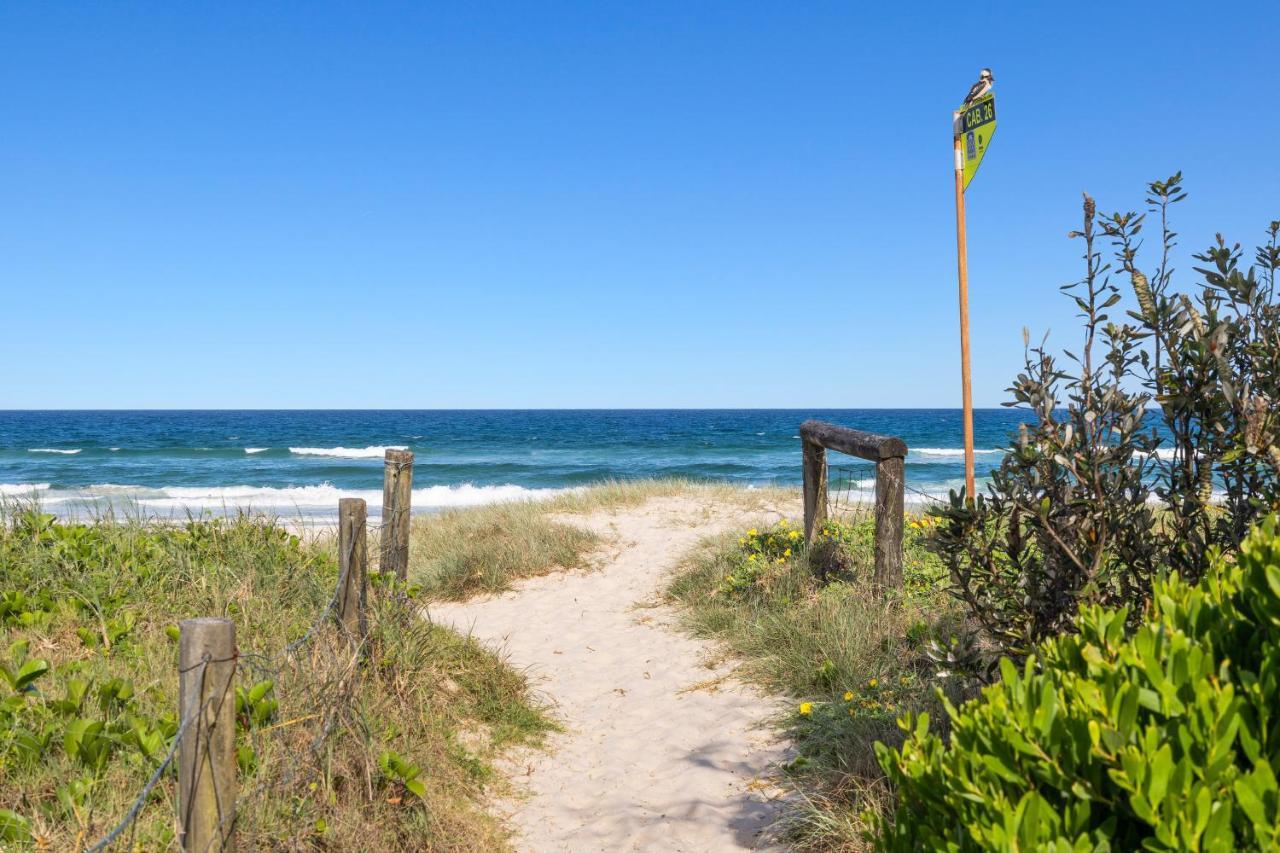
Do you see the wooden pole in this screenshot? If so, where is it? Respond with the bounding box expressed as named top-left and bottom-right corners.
top-left (381, 449), bottom-right (414, 581)
top-left (953, 126), bottom-right (977, 500)
top-left (874, 454), bottom-right (905, 588)
top-left (178, 618), bottom-right (237, 852)
top-left (802, 440), bottom-right (828, 543)
top-left (337, 497), bottom-right (368, 645)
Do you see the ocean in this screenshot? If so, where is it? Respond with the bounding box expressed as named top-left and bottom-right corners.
top-left (0, 409), bottom-right (1034, 520)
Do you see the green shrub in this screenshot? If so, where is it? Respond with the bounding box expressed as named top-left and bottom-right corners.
top-left (874, 515), bottom-right (1280, 851)
top-left (931, 179), bottom-right (1280, 660)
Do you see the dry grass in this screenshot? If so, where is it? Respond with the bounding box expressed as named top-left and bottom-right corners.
top-left (665, 513), bottom-right (963, 850)
top-left (406, 478), bottom-right (797, 601)
top-left (0, 508), bottom-right (551, 850)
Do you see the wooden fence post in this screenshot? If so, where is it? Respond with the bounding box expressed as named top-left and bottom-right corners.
top-left (802, 440), bottom-right (828, 543)
top-left (874, 454), bottom-right (905, 588)
top-left (337, 497), bottom-right (368, 645)
top-left (178, 618), bottom-right (237, 852)
top-left (381, 449), bottom-right (414, 580)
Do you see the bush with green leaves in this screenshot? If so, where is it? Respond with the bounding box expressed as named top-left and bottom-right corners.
top-left (874, 515), bottom-right (1280, 851)
top-left (932, 176), bottom-right (1280, 659)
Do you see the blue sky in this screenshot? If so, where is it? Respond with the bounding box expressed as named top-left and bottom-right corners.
top-left (2, 2), bottom-right (1277, 408)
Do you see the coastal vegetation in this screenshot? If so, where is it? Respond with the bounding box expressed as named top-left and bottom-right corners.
top-left (667, 514), bottom-right (960, 849)
top-left (0, 509), bottom-right (551, 850)
top-left (876, 518), bottom-right (1280, 850)
top-left (878, 183), bottom-right (1280, 848)
top-left (935, 177), bottom-right (1280, 664)
top-left (664, 179), bottom-right (1280, 850)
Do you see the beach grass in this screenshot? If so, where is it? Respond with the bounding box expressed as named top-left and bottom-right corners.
top-left (406, 478), bottom-right (796, 601)
top-left (665, 511), bottom-right (963, 850)
top-left (405, 500), bottom-right (602, 601)
top-left (0, 507), bottom-right (551, 850)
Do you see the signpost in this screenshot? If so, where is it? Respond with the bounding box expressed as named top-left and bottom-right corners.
top-left (952, 75), bottom-right (997, 499)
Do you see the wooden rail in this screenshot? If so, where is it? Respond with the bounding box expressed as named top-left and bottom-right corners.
top-left (800, 419), bottom-right (907, 587)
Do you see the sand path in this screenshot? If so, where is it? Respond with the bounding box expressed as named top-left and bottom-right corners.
top-left (427, 495), bottom-right (792, 852)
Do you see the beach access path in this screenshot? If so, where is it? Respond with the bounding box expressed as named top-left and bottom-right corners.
top-left (427, 494), bottom-right (794, 852)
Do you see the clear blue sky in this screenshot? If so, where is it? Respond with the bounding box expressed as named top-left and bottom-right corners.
top-left (3, 2), bottom-right (1277, 409)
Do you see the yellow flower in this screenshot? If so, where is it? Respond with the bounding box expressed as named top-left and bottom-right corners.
top-left (788, 530), bottom-right (800, 540)
top-left (783, 548), bottom-right (791, 557)
top-left (799, 702), bottom-right (812, 716)
top-left (779, 519), bottom-right (789, 527)
top-left (747, 554), bottom-right (757, 562)
top-left (868, 678), bottom-right (879, 688)
top-left (747, 528), bottom-right (758, 537)
top-left (843, 691), bottom-right (854, 701)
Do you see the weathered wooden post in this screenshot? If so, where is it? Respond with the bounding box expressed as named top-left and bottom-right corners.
top-left (874, 453), bottom-right (905, 588)
top-left (178, 618), bottom-right (237, 852)
top-left (802, 439), bottom-right (828, 542)
top-left (799, 420), bottom-right (908, 588)
top-left (337, 497), bottom-right (368, 644)
top-left (381, 449), bottom-right (413, 580)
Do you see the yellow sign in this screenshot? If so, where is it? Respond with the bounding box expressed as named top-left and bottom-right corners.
top-left (956, 93), bottom-right (996, 190)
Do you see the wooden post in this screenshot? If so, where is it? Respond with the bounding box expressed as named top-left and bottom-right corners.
top-left (337, 497), bottom-right (368, 644)
top-left (874, 454), bottom-right (905, 588)
top-left (802, 440), bottom-right (828, 543)
top-left (178, 618), bottom-right (237, 852)
top-left (381, 449), bottom-right (414, 580)
top-left (953, 127), bottom-right (977, 500)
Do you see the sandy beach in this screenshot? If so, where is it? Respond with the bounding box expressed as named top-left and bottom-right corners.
top-left (428, 493), bottom-right (799, 851)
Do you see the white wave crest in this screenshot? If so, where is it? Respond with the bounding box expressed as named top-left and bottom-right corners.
top-left (13, 481), bottom-right (562, 516)
top-left (244, 448), bottom-right (269, 454)
top-left (910, 448), bottom-right (1001, 459)
top-left (0, 483), bottom-right (52, 496)
top-left (289, 445), bottom-right (408, 459)
top-left (29, 448), bottom-right (82, 455)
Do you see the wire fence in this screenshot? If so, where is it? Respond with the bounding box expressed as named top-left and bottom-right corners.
top-left (828, 463), bottom-right (949, 520)
top-left (87, 480), bottom-right (410, 851)
top-left (828, 464), bottom-right (878, 525)
top-left (904, 480), bottom-right (947, 509)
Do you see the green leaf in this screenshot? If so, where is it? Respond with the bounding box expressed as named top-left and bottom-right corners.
top-left (11, 658), bottom-right (50, 692)
top-left (0, 809), bottom-right (32, 843)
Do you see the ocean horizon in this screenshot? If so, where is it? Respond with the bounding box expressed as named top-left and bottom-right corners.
top-left (0, 409), bottom-right (1034, 519)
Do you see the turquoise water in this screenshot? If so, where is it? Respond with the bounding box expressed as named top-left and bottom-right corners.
top-left (0, 410), bottom-right (1032, 518)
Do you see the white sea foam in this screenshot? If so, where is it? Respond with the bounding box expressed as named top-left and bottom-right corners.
top-left (288, 445), bottom-right (408, 459)
top-left (29, 448), bottom-right (82, 455)
top-left (910, 448), bottom-right (1001, 459)
top-left (7, 481), bottom-right (562, 517)
top-left (0, 483), bottom-right (52, 496)
top-left (244, 448), bottom-right (269, 454)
